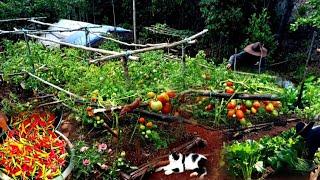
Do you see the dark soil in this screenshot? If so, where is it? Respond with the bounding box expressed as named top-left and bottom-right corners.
top-left (144, 123), bottom-right (227, 180)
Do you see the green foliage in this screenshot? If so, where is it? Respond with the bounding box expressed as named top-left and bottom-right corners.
top-left (0, 0), bottom-right (89, 23)
top-left (0, 40), bottom-right (292, 126)
top-left (259, 129), bottom-right (310, 172)
top-left (291, 0), bottom-right (320, 30)
top-left (223, 140), bottom-right (263, 180)
top-left (138, 122), bottom-right (168, 149)
top-left (224, 129), bottom-right (312, 179)
top-left (200, 0), bottom-right (243, 36)
top-left (295, 76), bottom-right (320, 119)
top-left (243, 9), bottom-right (276, 58)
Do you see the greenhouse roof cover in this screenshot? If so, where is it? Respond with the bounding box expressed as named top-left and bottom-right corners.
top-left (40, 19), bottom-right (131, 47)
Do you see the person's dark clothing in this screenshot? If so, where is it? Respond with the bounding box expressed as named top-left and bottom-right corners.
top-left (228, 51), bottom-right (266, 72)
top-left (299, 125), bottom-right (320, 159)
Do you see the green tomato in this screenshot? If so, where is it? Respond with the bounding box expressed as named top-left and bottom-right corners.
top-left (140, 124), bottom-right (146, 130)
top-left (87, 119), bottom-right (93, 124)
top-left (75, 116), bottom-right (81, 122)
top-left (95, 116), bottom-right (100, 121)
top-left (141, 131), bottom-right (146, 135)
top-left (120, 151), bottom-right (126, 157)
top-left (245, 100), bottom-right (252, 108)
top-left (272, 110), bottom-right (279, 117)
top-left (146, 130), bottom-right (152, 135)
top-left (145, 134), bottom-right (149, 139)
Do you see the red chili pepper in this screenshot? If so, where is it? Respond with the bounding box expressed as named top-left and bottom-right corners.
top-left (10, 145), bottom-right (20, 154)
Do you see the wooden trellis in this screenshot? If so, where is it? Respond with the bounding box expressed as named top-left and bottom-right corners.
top-left (0, 18), bottom-right (208, 111)
top-left (145, 24), bottom-right (194, 38)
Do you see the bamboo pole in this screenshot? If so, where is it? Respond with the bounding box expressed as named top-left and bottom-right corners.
top-left (133, 0), bottom-right (137, 45)
top-left (92, 34), bottom-right (168, 47)
top-left (0, 17), bottom-right (46, 23)
top-left (26, 34), bottom-right (139, 60)
top-left (28, 19), bottom-right (69, 29)
top-left (25, 71), bottom-right (85, 101)
top-left (1, 28), bottom-right (86, 35)
top-left (90, 29), bottom-right (208, 63)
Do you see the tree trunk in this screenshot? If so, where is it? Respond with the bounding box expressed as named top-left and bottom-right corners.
top-left (277, 0), bottom-right (294, 49)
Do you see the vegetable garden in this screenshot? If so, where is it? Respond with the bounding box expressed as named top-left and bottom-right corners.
top-left (1, 11), bottom-right (320, 180)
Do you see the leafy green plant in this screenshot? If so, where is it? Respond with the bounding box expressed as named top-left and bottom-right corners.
top-left (223, 140), bottom-right (263, 180)
top-left (224, 129), bottom-right (313, 179)
top-left (259, 129), bottom-right (311, 172)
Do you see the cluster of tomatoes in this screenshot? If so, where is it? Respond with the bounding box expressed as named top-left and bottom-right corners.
top-left (147, 90), bottom-right (176, 114)
top-left (224, 81), bottom-right (282, 126)
top-left (225, 81), bottom-right (235, 94)
top-left (227, 99), bottom-right (282, 125)
top-left (137, 117), bottom-right (155, 139)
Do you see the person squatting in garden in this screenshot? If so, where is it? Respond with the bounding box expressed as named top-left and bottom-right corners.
top-left (296, 121), bottom-right (320, 159)
top-left (226, 42), bottom-right (268, 72)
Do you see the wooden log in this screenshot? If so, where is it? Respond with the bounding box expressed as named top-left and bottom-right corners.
top-left (133, 109), bottom-right (219, 131)
top-left (223, 118), bottom-right (300, 133)
top-left (179, 89), bottom-right (281, 101)
top-left (26, 34), bottom-right (139, 61)
top-left (90, 29), bottom-right (208, 63)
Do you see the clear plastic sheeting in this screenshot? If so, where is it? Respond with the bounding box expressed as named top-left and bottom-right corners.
top-left (40, 19), bottom-right (131, 48)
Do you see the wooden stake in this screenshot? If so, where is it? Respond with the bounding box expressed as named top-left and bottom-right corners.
top-left (122, 56), bottom-right (130, 83)
top-left (90, 29), bottom-right (208, 63)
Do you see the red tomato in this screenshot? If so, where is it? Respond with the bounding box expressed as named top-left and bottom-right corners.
top-left (227, 110), bottom-right (236, 118)
top-left (236, 110), bottom-right (245, 119)
top-left (226, 88), bottom-right (235, 94)
top-left (253, 101), bottom-right (261, 109)
top-left (161, 102), bottom-right (171, 114)
top-left (157, 93), bottom-right (169, 104)
top-left (166, 90), bottom-right (176, 98)
top-left (227, 101), bottom-right (236, 109)
top-left (240, 104), bottom-right (247, 112)
top-left (138, 117), bottom-right (145, 124)
top-left (226, 81), bottom-right (234, 87)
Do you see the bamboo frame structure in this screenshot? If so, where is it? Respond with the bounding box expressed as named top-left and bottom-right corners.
top-left (26, 34), bottom-right (139, 61)
top-left (90, 29), bottom-right (208, 63)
